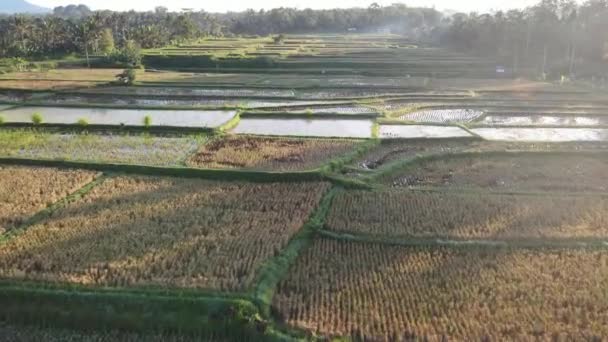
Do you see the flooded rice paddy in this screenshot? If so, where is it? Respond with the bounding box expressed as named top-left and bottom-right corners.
top-left (1, 107), bottom-right (236, 128)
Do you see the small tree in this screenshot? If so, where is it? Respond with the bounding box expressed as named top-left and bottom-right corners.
top-left (77, 118), bottom-right (89, 127)
top-left (31, 113), bottom-right (43, 125)
top-left (143, 115), bottom-right (152, 128)
top-left (99, 28), bottom-right (115, 55)
top-left (110, 40), bottom-right (142, 68)
top-left (116, 68), bottom-right (137, 86)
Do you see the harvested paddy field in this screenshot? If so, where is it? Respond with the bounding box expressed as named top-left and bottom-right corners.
top-left (186, 135), bottom-right (359, 171)
top-left (0, 166), bottom-right (97, 234)
top-left (274, 239), bottom-right (608, 340)
top-left (354, 140), bottom-right (608, 171)
top-left (327, 190), bottom-right (608, 240)
top-left (386, 153), bottom-right (608, 193)
top-left (0, 130), bottom-right (205, 166)
top-left (354, 139), bottom-right (479, 170)
top-left (0, 176), bottom-right (330, 292)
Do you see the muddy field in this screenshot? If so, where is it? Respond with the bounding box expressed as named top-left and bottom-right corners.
top-left (386, 153), bottom-right (608, 193)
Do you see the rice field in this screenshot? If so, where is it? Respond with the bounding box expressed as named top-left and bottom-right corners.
top-left (327, 190), bottom-right (608, 240)
top-left (0, 176), bottom-right (330, 292)
top-left (387, 153), bottom-right (608, 193)
top-left (0, 130), bottom-right (205, 166)
top-left (274, 239), bottom-right (608, 340)
top-left (186, 135), bottom-right (359, 171)
top-left (379, 125), bottom-right (472, 139)
top-left (2, 34), bottom-right (608, 340)
top-left (473, 128), bottom-right (608, 142)
top-left (401, 109), bottom-right (484, 123)
top-left (0, 166), bottom-right (97, 234)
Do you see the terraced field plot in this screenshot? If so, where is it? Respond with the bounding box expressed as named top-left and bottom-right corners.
top-left (379, 124), bottom-right (472, 139)
top-left (0, 166), bottom-right (97, 234)
top-left (0, 130), bottom-right (204, 166)
top-left (1, 107), bottom-right (236, 128)
top-left (401, 109), bottom-right (484, 123)
top-left (0, 176), bottom-right (330, 292)
top-left (274, 239), bottom-right (608, 340)
top-left (79, 87), bottom-right (297, 98)
top-left (473, 127), bottom-right (608, 142)
top-left (40, 95), bottom-right (339, 109)
top-left (387, 153), bottom-right (608, 192)
top-left (355, 139), bottom-right (479, 170)
top-left (480, 115), bottom-right (608, 126)
top-left (276, 105), bottom-right (377, 115)
top-left (328, 190), bottom-right (608, 240)
top-left (233, 118), bottom-right (373, 138)
top-left (187, 135), bottom-right (359, 171)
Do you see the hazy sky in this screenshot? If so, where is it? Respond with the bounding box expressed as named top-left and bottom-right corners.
top-left (29, 0), bottom-right (539, 13)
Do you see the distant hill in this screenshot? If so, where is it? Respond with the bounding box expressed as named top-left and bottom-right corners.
top-left (0, 0), bottom-right (51, 14)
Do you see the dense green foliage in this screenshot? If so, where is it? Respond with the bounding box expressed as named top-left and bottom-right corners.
top-left (439, 0), bottom-right (608, 78)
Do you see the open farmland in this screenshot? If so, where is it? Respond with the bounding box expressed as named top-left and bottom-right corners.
top-left (386, 153), bottom-right (608, 192)
top-left (0, 130), bottom-right (205, 166)
top-left (327, 190), bottom-right (608, 240)
top-left (0, 166), bottom-right (97, 234)
top-left (0, 176), bottom-right (330, 292)
top-left (186, 136), bottom-right (360, 171)
top-left (274, 239), bottom-right (608, 340)
top-left (3, 28), bottom-right (608, 340)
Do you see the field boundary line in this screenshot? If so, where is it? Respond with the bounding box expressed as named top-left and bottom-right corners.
top-left (253, 186), bottom-right (337, 315)
top-left (0, 157), bottom-right (328, 183)
top-left (0, 284), bottom-right (268, 340)
top-left (318, 229), bottom-right (608, 249)
top-left (251, 187), bottom-right (339, 341)
top-left (0, 174), bottom-right (106, 245)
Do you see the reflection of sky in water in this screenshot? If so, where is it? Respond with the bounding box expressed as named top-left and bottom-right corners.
top-left (2, 107), bottom-right (236, 128)
top-left (379, 125), bottom-right (472, 138)
top-left (482, 115), bottom-right (604, 126)
top-left (473, 128), bottom-right (608, 142)
top-left (233, 118), bottom-right (373, 138)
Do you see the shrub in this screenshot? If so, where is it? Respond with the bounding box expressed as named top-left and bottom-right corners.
top-left (0, 115), bottom-right (4, 125)
top-left (143, 115), bottom-right (152, 128)
top-left (115, 68), bottom-right (137, 86)
top-left (31, 113), bottom-right (43, 125)
top-left (77, 118), bottom-right (89, 127)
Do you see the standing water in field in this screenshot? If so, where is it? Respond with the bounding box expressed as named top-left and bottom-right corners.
top-left (233, 118), bottom-right (374, 138)
top-left (379, 125), bottom-right (472, 139)
top-left (0, 107), bottom-right (237, 128)
top-left (401, 109), bottom-right (484, 123)
top-left (473, 128), bottom-right (608, 142)
top-left (480, 115), bottom-right (606, 126)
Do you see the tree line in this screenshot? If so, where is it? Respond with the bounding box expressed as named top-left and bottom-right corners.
top-left (0, 1), bottom-right (607, 77)
top-left (438, 0), bottom-right (608, 78)
top-left (0, 4), bottom-right (439, 60)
